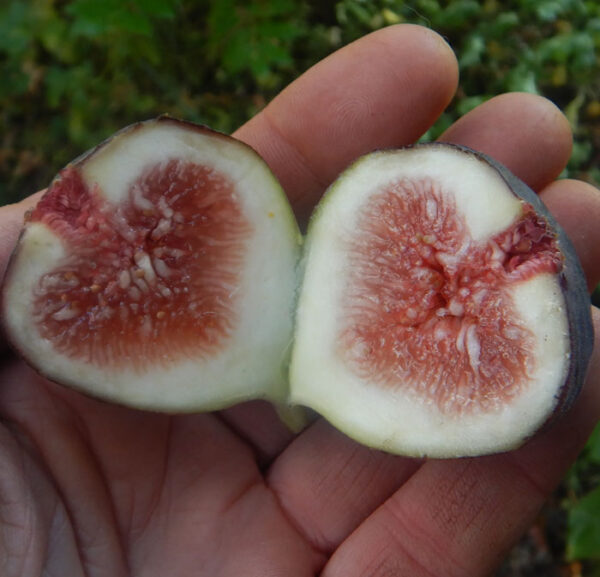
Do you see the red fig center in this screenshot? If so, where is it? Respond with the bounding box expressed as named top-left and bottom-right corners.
top-left (340, 178), bottom-right (562, 414)
top-left (30, 160), bottom-right (253, 370)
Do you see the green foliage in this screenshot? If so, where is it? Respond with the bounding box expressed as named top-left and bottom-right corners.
top-left (566, 423), bottom-right (600, 564)
top-left (2, 0), bottom-right (600, 205)
top-left (0, 0), bottom-right (311, 204)
top-left (206, 0), bottom-right (308, 88)
top-left (568, 483), bottom-right (600, 562)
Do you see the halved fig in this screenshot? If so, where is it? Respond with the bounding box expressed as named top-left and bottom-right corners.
top-left (2, 117), bottom-right (302, 412)
top-left (290, 143), bottom-right (593, 457)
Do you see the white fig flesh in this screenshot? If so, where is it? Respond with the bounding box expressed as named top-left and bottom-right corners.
top-left (2, 118), bottom-right (302, 411)
top-left (290, 144), bottom-right (593, 458)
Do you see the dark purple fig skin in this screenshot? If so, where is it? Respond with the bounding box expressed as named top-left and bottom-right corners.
top-left (432, 142), bottom-right (594, 426)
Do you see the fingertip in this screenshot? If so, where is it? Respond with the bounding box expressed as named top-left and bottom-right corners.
top-left (366, 23), bottom-right (459, 92)
top-left (441, 92), bottom-right (573, 191)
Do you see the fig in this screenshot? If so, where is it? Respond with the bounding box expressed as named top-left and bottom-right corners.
top-left (289, 143), bottom-right (593, 458)
top-left (1, 117), bottom-right (302, 412)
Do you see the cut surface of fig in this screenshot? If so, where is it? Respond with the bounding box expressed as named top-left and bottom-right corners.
top-left (2, 117), bottom-right (302, 411)
top-left (290, 144), bottom-right (593, 457)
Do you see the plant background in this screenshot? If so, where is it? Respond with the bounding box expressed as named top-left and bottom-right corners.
top-left (1, 0), bottom-right (599, 573)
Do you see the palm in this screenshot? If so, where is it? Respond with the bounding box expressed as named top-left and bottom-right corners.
top-left (1, 26), bottom-right (599, 577)
top-left (2, 362), bottom-right (321, 576)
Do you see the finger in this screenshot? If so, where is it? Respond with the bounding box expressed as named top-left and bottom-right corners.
top-left (440, 92), bottom-right (573, 191)
top-left (323, 310), bottom-right (600, 577)
top-left (267, 420), bottom-right (421, 553)
top-left (540, 178), bottom-right (600, 291)
top-left (234, 24), bottom-right (459, 223)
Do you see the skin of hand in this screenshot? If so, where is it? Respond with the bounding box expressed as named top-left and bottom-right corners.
top-left (0, 24), bottom-right (599, 577)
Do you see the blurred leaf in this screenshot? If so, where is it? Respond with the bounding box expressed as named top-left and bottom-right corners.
top-left (206, 0), bottom-right (307, 85)
top-left (0, 1), bottom-right (32, 55)
top-left (140, 0), bottom-right (179, 19)
top-left (112, 8), bottom-right (154, 36)
top-left (459, 34), bottom-right (485, 68)
top-left (587, 422), bottom-right (600, 464)
top-left (44, 65), bottom-right (70, 108)
top-left (38, 14), bottom-right (73, 62)
top-left (536, 0), bottom-right (569, 22)
top-left (344, 1), bottom-right (374, 27)
top-left (0, 66), bottom-right (29, 99)
top-left (207, 0), bottom-right (238, 38)
top-left (247, 0), bottom-right (298, 18)
top-left (66, 0), bottom-right (121, 36)
top-left (505, 64), bottom-right (539, 94)
top-left (564, 90), bottom-right (586, 128)
top-left (432, 0), bottom-right (481, 29)
top-left (567, 486), bottom-right (600, 560)
top-left (570, 140), bottom-right (592, 167)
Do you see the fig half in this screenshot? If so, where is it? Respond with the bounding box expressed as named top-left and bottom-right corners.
top-left (290, 143), bottom-right (593, 458)
top-left (2, 117), bottom-right (302, 411)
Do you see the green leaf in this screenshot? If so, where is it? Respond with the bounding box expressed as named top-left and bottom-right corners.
top-left (587, 422), bottom-right (600, 463)
top-left (112, 7), bottom-right (154, 36)
top-left (505, 64), bottom-right (539, 94)
top-left (414, 0), bottom-right (442, 19)
top-left (66, 0), bottom-right (121, 36)
top-left (207, 0), bottom-right (238, 38)
top-left (491, 11), bottom-right (520, 36)
top-left (247, 0), bottom-right (299, 19)
top-left (221, 30), bottom-right (252, 75)
top-left (434, 0), bottom-right (481, 29)
top-left (567, 486), bottom-right (600, 560)
top-left (0, 1), bottom-right (32, 55)
top-left (66, 0), bottom-right (157, 37)
top-left (39, 13), bottom-right (74, 62)
top-left (258, 20), bottom-right (306, 43)
top-left (0, 64), bottom-right (29, 99)
top-left (569, 140), bottom-right (592, 167)
top-left (44, 65), bottom-right (69, 108)
top-left (459, 34), bottom-right (485, 68)
top-left (136, 0), bottom-right (179, 19)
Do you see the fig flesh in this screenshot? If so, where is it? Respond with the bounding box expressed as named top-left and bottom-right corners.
top-left (2, 117), bottom-right (302, 411)
top-left (290, 143), bottom-right (593, 458)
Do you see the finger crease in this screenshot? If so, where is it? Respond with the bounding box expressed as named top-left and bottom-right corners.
top-left (380, 497), bottom-right (471, 577)
top-left (266, 479), bottom-right (332, 564)
top-left (262, 109), bottom-right (330, 203)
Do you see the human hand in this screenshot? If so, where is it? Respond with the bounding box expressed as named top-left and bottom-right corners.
top-left (1, 24), bottom-right (599, 576)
